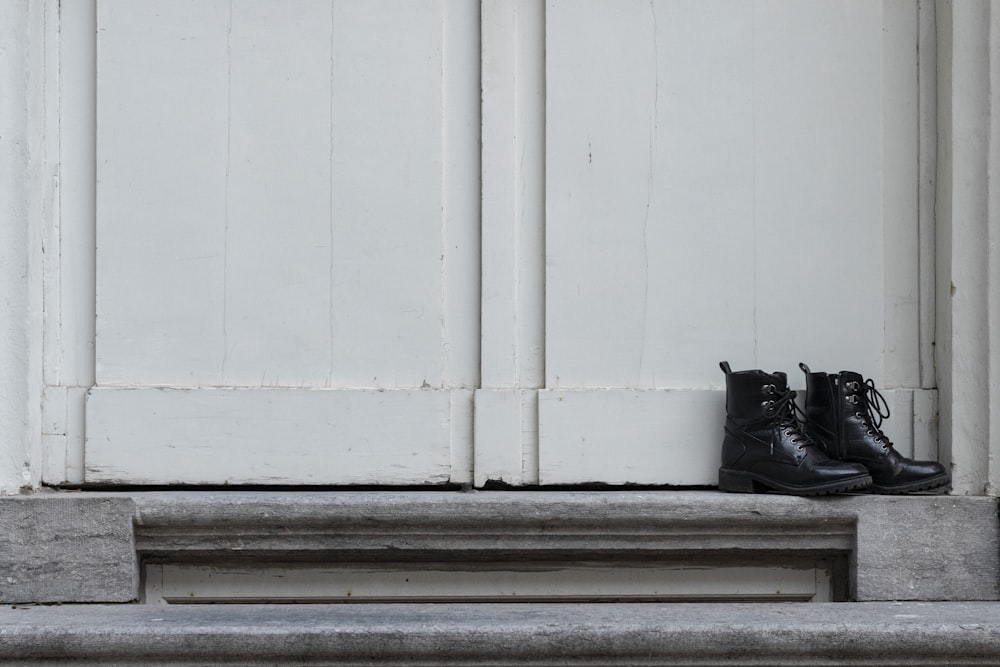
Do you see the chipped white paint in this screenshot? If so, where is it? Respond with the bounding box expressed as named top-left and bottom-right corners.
top-left (473, 389), bottom-right (539, 486)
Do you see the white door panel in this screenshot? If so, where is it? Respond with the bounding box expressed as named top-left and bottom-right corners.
top-left (89, 0), bottom-right (479, 485)
top-left (537, 0), bottom-right (916, 486)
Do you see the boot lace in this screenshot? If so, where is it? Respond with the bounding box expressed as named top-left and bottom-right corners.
top-left (760, 386), bottom-right (810, 454)
top-left (845, 378), bottom-right (892, 450)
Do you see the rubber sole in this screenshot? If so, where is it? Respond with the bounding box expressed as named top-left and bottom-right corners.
top-left (718, 468), bottom-right (873, 496)
top-left (869, 472), bottom-right (952, 495)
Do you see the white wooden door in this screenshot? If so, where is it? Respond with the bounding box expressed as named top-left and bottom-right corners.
top-left (535, 0), bottom-right (933, 485)
top-left (45, 0), bottom-right (933, 488)
top-left (84, 0), bottom-right (480, 485)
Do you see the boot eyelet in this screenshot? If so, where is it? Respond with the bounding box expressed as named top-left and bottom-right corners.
top-left (866, 430), bottom-right (874, 436)
top-left (855, 412), bottom-right (863, 419)
top-left (762, 384), bottom-right (776, 395)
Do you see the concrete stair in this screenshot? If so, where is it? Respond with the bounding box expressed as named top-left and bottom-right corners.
top-left (3, 601), bottom-right (1000, 665)
top-left (2, 490), bottom-right (998, 665)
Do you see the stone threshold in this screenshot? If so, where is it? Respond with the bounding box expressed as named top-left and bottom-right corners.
top-left (2, 601), bottom-right (1000, 666)
top-left (1, 490), bottom-right (998, 603)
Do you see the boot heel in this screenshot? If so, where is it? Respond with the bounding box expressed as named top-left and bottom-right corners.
top-left (718, 468), bottom-right (759, 493)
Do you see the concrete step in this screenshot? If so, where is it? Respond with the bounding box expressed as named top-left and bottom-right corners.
top-left (3, 491), bottom-right (998, 604)
top-left (2, 601), bottom-right (999, 665)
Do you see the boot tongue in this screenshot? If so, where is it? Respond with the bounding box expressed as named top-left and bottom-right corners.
top-left (840, 370), bottom-right (864, 385)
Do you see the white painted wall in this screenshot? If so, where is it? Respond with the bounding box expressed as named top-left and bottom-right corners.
top-left (3, 0), bottom-right (997, 492)
top-left (934, 0), bottom-right (1000, 496)
top-left (0, 1), bottom-right (50, 494)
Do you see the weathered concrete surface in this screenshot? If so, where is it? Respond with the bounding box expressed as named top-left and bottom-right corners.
top-left (1, 601), bottom-right (1000, 666)
top-left (2, 491), bottom-right (997, 603)
top-left (131, 490), bottom-right (859, 559)
top-left (132, 491), bottom-right (999, 601)
top-left (0, 495), bottom-right (137, 603)
top-left (849, 495), bottom-right (1000, 601)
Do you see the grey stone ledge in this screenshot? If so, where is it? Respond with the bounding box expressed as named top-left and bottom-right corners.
top-left (2, 601), bottom-right (1000, 666)
top-left (1, 491), bottom-right (998, 603)
top-left (130, 490), bottom-right (1000, 601)
top-left (132, 490), bottom-right (862, 558)
top-left (0, 496), bottom-right (137, 604)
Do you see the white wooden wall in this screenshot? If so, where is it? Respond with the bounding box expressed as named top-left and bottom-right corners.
top-left (40, 0), bottom-right (935, 487)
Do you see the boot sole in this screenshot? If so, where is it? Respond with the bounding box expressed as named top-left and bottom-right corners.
top-left (869, 472), bottom-right (952, 495)
top-left (718, 468), bottom-right (873, 496)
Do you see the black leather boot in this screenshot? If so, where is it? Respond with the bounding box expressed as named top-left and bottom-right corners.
top-left (799, 363), bottom-right (951, 494)
top-left (718, 361), bottom-right (872, 495)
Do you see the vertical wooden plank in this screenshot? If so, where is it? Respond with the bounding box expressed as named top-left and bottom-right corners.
top-left (880, 388), bottom-right (915, 459)
top-left (935, 0), bottom-right (993, 494)
top-left (883, 0), bottom-right (921, 389)
top-left (545, 0), bottom-right (650, 388)
top-left (477, 0), bottom-right (544, 486)
top-left (50, 0), bottom-right (97, 484)
top-left (913, 388), bottom-right (938, 462)
top-left (474, 389), bottom-right (525, 486)
top-left (989, 1), bottom-right (1000, 497)
top-left (0, 0), bottom-right (47, 492)
top-left (40, 387), bottom-right (67, 483)
top-left (753, 1), bottom-right (884, 379)
top-left (42, 0), bottom-right (61, 390)
top-left (442, 0), bottom-right (482, 390)
top-left (917, 0), bottom-right (938, 389)
top-left (222, 0), bottom-right (332, 387)
top-left (514, 0), bottom-right (546, 391)
top-left (328, 0), bottom-right (445, 389)
top-left (449, 390), bottom-right (474, 485)
top-left (95, 0), bottom-right (230, 386)
top-left (520, 389), bottom-right (540, 484)
top-left (545, 0), bottom-right (755, 389)
top-left (481, 0), bottom-right (545, 389)
top-left (480, 0), bottom-right (517, 389)
top-left (55, 0), bottom-right (97, 391)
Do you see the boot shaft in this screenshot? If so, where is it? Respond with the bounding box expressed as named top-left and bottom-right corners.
top-left (719, 361), bottom-right (790, 426)
top-left (799, 364), bottom-right (842, 456)
top-left (801, 365), bottom-right (876, 446)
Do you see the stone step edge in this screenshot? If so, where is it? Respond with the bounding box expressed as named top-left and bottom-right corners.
top-left (2, 601), bottom-right (999, 666)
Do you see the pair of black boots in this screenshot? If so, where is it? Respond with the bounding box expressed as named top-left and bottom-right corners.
top-left (718, 361), bottom-right (950, 496)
